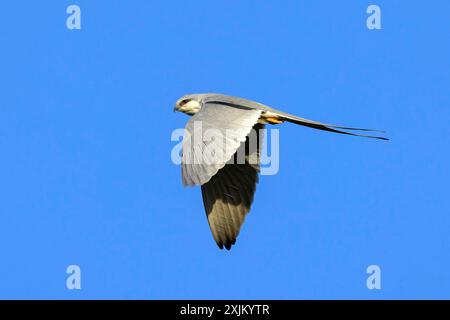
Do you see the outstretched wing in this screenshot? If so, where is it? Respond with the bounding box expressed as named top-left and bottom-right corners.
top-left (201, 124), bottom-right (264, 250)
top-left (181, 102), bottom-right (262, 186)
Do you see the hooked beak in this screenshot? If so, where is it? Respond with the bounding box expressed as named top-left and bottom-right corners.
top-left (174, 98), bottom-right (183, 112)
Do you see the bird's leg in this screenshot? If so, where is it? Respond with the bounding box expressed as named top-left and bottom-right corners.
top-left (259, 112), bottom-right (285, 125)
top-left (265, 117), bottom-right (284, 124)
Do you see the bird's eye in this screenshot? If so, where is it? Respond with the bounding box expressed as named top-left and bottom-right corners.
top-left (179, 99), bottom-right (190, 106)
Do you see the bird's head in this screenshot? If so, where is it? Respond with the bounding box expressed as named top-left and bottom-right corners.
top-left (174, 95), bottom-right (202, 115)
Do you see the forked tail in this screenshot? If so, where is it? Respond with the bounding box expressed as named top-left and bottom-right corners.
top-left (280, 114), bottom-right (389, 141)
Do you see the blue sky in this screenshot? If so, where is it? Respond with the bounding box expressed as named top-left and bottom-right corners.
top-left (1, 1), bottom-right (449, 299)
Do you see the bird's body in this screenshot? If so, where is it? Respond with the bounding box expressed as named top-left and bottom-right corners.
top-left (174, 93), bottom-right (387, 250)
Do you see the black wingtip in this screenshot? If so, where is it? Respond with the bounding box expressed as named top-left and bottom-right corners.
top-left (217, 241), bottom-right (233, 251)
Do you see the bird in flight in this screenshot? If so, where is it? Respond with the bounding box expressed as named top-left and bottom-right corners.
top-left (174, 93), bottom-right (388, 250)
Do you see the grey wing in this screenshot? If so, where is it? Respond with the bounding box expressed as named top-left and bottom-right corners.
top-left (201, 124), bottom-right (264, 250)
top-left (181, 102), bottom-right (262, 186)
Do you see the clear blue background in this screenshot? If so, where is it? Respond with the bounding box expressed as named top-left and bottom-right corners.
top-left (1, 1), bottom-right (449, 299)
